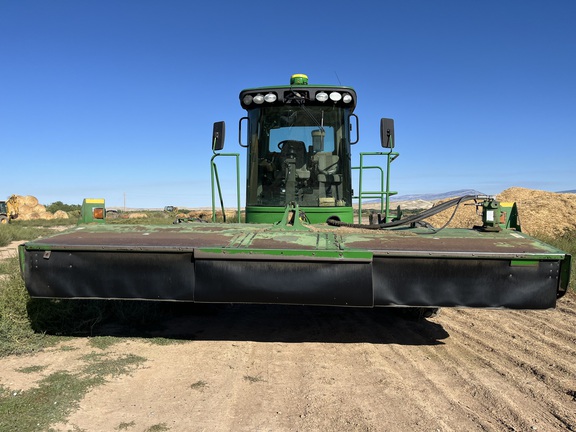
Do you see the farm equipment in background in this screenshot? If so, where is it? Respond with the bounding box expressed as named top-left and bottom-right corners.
top-left (18, 74), bottom-right (571, 311)
top-left (0, 201), bottom-right (8, 224)
top-left (0, 195), bottom-right (19, 224)
top-left (78, 198), bottom-right (107, 224)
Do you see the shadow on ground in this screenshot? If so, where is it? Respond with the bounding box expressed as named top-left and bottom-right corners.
top-left (28, 300), bottom-right (449, 346)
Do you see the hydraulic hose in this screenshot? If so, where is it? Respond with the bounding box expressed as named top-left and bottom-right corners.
top-left (327, 195), bottom-right (487, 230)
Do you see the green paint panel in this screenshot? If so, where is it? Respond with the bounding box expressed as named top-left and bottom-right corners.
top-left (196, 247), bottom-right (372, 261)
top-left (510, 260), bottom-right (540, 267)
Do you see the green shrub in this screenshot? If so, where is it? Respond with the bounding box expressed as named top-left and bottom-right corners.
top-left (45, 201), bottom-right (81, 213)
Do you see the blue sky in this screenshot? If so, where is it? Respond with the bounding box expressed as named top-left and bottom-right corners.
top-left (1, 1), bottom-right (575, 208)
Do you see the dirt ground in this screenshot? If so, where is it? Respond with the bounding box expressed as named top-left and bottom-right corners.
top-left (1, 296), bottom-right (575, 432)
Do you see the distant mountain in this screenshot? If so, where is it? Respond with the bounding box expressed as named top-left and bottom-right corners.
top-left (389, 189), bottom-right (485, 202)
top-left (558, 189), bottom-right (576, 194)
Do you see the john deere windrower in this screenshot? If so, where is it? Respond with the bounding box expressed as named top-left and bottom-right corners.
top-left (19, 74), bottom-right (571, 310)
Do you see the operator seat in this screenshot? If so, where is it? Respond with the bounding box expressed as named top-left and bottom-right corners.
top-left (280, 140), bottom-right (310, 180)
top-left (313, 152), bottom-right (341, 198)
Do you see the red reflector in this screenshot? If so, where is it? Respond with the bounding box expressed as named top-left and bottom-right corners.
top-left (93, 208), bottom-right (105, 219)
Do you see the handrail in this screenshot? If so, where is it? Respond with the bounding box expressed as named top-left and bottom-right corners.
top-left (210, 152), bottom-right (241, 223)
top-left (352, 150), bottom-right (399, 224)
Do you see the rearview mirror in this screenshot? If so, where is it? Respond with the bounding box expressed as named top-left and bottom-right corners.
top-left (212, 121), bottom-right (226, 151)
top-left (380, 118), bottom-right (395, 148)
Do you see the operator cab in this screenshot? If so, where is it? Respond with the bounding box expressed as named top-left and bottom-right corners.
top-left (239, 74), bottom-right (358, 223)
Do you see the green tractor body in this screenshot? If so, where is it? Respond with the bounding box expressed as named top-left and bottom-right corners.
top-left (238, 79), bottom-right (358, 224)
top-left (18, 75), bottom-right (571, 310)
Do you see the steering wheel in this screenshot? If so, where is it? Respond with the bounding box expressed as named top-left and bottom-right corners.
top-left (277, 140), bottom-right (290, 150)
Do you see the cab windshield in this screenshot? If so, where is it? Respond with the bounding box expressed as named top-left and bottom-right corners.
top-left (246, 105), bottom-right (352, 208)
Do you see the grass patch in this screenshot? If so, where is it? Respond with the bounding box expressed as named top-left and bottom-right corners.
top-left (116, 421), bottom-right (136, 430)
top-left (0, 260), bottom-right (12, 274)
top-left (81, 352), bottom-right (146, 379)
top-left (26, 298), bottom-right (172, 338)
top-left (145, 337), bottom-right (186, 346)
top-left (0, 371), bottom-right (96, 431)
top-left (1, 277), bottom-right (185, 356)
top-left (88, 336), bottom-right (124, 350)
top-left (0, 222), bottom-right (72, 247)
top-left (59, 344), bottom-right (80, 352)
top-left (0, 257), bottom-right (59, 357)
top-left (16, 364), bottom-right (48, 374)
top-left (106, 212), bottom-right (174, 225)
top-left (1, 256), bottom-right (152, 357)
top-left (0, 353), bottom-right (145, 432)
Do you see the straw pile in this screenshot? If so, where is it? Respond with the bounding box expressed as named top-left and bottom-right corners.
top-left (423, 197), bottom-right (483, 230)
top-left (10, 195), bottom-right (69, 220)
top-left (497, 187), bottom-right (576, 237)
top-left (423, 187), bottom-right (576, 237)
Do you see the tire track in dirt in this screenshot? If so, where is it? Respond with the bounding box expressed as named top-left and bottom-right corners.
top-left (503, 309), bottom-right (576, 341)
top-left (281, 311), bottom-right (476, 431)
top-left (557, 302), bottom-right (576, 317)
top-left (404, 315), bottom-right (569, 431)
top-left (440, 308), bottom-right (576, 431)
top-left (445, 309), bottom-right (576, 392)
top-left (363, 319), bottom-right (500, 431)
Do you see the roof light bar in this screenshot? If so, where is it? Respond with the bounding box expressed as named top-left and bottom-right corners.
top-left (315, 91), bottom-right (329, 102)
top-left (329, 92), bottom-right (342, 102)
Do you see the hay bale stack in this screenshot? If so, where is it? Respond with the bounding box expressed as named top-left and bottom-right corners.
top-left (22, 195), bottom-right (39, 207)
top-left (20, 201), bottom-right (49, 220)
top-left (11, 195), bottom-right (69, 220)
top-left (18, 204), bottom-right (33, 215)
top-left (187, 210), bottom-right (208, 220)
top-left (53, 210), bottom-right (70, 219)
